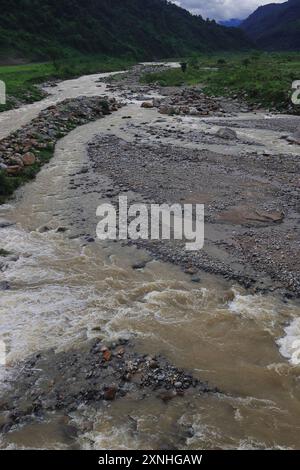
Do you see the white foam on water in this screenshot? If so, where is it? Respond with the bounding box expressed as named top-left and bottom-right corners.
top-left (0, 226), bottom-right (66, 259)
top-left (229, 290), bottom-right (277, 320)
top-left (0, 284), bottom-right (100, 362)
top-left (0, 226), bottom-right (105, 366)
top-left (80, 426), bottom-right (139, 451)
top-left (178, 412), bottom-right (224, 449)
top-left (237, 439), bottom-right (291, 450)
top-left (1, 223), bottom-right (215, 375)
top-left (73, 406), bottom-right (143, 450)
top-left (277, 318), bottom-right (300, 365)
top-left (142, 288), bottom-right (208, 324)
top-left (227, 289), bottom-right (287, 336)
top-left (229, 290), bottom-right (300, 366)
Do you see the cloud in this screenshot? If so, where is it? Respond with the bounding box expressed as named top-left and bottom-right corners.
top-left (172, 0), bottom-right (286, 21)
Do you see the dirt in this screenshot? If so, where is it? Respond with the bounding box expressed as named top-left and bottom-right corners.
top-left (83, 65), bottom-right (300, 299)
top-left (88, 133), bottom-right (299, 297)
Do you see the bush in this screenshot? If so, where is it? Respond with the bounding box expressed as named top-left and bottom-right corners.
top-left (0, 170), bottom-right (14, 196)
top-left (242, 58), bottom-right (251, 67)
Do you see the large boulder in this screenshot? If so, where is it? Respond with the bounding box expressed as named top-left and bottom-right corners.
top-left (216, 127), bottom-right (237, 140)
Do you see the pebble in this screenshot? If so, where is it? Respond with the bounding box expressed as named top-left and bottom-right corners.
top-left (174, 382), bottom-right (183, 389)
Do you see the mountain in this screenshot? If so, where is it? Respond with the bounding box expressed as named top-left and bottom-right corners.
top-left (241, 0), bottom-right (300, 50)
top-left (219, 19), bottom-right (243, 28)
top-left (0, 0), bottom-right (252, 62)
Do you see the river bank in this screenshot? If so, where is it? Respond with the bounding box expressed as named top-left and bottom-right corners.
top-left (0, 96), bottom-right (121, 203)
top-left (0, 58), bottom-right (136, 112)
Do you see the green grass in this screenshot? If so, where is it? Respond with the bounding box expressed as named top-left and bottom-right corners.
top-left (0, 248), bottom-right (11, 257)
top-left (141, 52), bottom-right (300, 112)
top-left (0, 169), bottom-right (19, 203)
top-left (0, 55), bottom-right (135, 111)
top-left (0, 147), bottom-right (53, 204)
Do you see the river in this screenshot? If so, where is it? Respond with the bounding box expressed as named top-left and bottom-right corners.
top-left (0, 65), bottom-right (300, 449)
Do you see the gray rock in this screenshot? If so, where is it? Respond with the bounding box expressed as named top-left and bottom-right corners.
top-left (216, 127), bottom-right (237, 140)
top-left (0, 219), bottom-right (14, 229)
top-left (56, 227), bottom-right (68, 233)
top-left (174, 381), bottom-right (183, 389)
top-left (37, 225), bottom-right (51, 233)
top-left (0, 281), bottom-right (10, 291)
top-left (287, 127), bottom-right (300, 144)
top-left (132, 261), bottom-right (147, 270)
top-left (7, 255), bottom-right (19, 262)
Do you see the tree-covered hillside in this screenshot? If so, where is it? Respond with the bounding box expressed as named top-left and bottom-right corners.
top-left (0, 0), bottom-right (252, 62)
top-left (241, 0), bottom-right (300, 51)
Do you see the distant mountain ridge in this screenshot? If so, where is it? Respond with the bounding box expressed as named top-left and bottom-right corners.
top-left (0, 0), bottom-right (252, 62)
top-left (219, 19), bottom-right (243, 28)
top-left (241, 0), bottom-right (300, 50)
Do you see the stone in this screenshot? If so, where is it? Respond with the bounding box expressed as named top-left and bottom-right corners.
top-left (0, 219), bottom-right (14, 228)
top-left (189, 107), bottom-right (200, 116)
top-left (132, 261), bottom-right (147, 270)
top-left (216, 127), bottom-right (237, 140)
top-left (103, 386), bottom-right (117, 401)
top-left (287, 128), bottom-right (300, 144)
top-left (159, 106), bottom-right (175, 116)
top-left (102, 350), bottom-right (112, 362)
top-left (0, 281), bottom-right (10, 291)
top-left (7, 255), bottom-right (19, 262)
top-left (8, 155), bottom-right (24, 167)
top-left (184, 266), bottom-right (198, 275)
top-left (6, 165), bottom-right (22, 175)
top-left (158, 390), bottom-right (177, 403)
top-left (141, 102), bottom-right (154, 109)
top-left (223, 290), bottom-right (235, 303)
top-left (38, 225), bottom-right (51, 233)
top-left (174, 381), bottom-right (183, 389)
top-left (22, 152), bottom-right (36, 166)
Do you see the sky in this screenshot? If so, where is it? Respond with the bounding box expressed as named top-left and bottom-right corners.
top-left (171, 0), bottom-right (286, 21)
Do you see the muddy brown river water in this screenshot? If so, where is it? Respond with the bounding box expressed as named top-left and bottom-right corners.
top-left (0, 66), bottom-right (300, 449)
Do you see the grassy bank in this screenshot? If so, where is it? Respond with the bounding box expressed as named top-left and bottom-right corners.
top-left (0, 56), bottom-right (135, 111)
top-left (141, 52), bottom-right (300, 112)
top-left (0, 147), bottom-right (53, 204)
top-left (0, 96), bottom-right (114, 205)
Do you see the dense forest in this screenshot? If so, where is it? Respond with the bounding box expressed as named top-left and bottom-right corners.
top-left (241, 0), bottom-right (300, 51)
top-left (0, 0), bottom-right (252, 61)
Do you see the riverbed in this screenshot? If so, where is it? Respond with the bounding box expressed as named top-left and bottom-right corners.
top-left (0, 65), bottom-right (300, 450)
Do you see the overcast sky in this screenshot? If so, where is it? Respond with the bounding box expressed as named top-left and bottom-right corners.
top-left (172, 0), bottom-right (286, 21)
